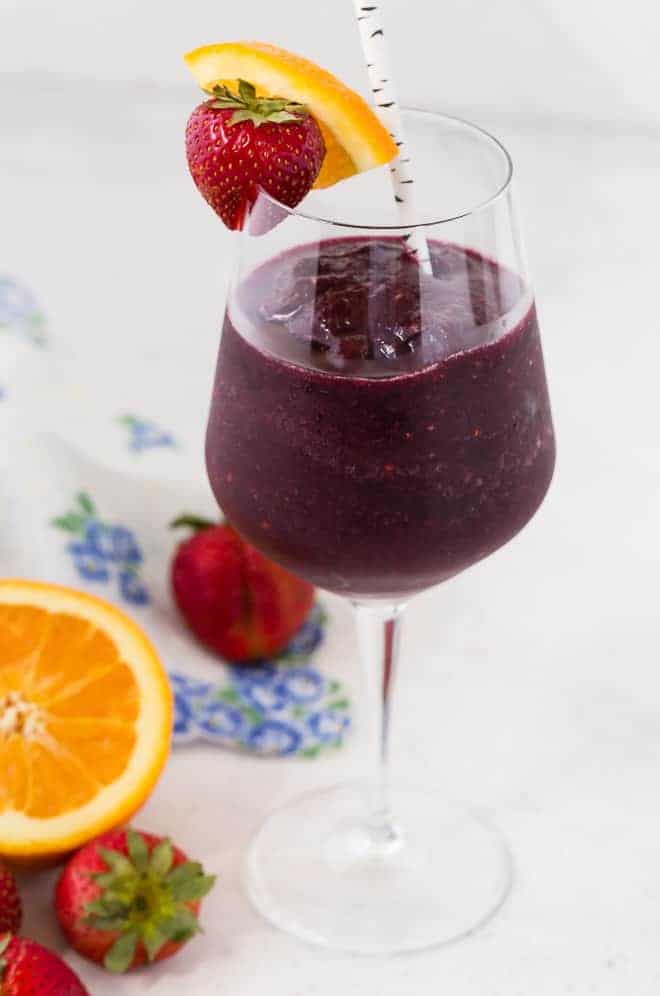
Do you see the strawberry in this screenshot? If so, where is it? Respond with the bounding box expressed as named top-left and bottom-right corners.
top-left (54, 829), bottom-right (215, 974)
top-left (171, 516), bottom-right (315, 662)
top-left (0, 864), bottom-right (21, 935)
top-left (185, 79), bottom-right (325, 229)
top-left (0, 934), bottom-right (89, 995)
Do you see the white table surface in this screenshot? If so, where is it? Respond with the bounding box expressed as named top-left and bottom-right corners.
top-left (3, 77), bottom-right (660, 994)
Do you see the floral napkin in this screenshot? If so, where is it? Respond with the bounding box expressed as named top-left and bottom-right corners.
top-left (0, 275), bottom-right (354, 758)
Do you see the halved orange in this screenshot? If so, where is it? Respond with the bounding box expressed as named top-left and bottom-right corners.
top-left (0, 580), bottom-right (172, 862)
top-left (184, 41), bottom-right (398, 188)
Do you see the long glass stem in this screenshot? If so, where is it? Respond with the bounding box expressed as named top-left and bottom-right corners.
top-left (353, 599), bottom-right (406, 849)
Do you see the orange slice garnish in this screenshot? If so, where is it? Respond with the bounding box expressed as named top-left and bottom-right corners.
top-left (0, 580), bottom-right (172, 861)
top-left (184, 41), bottom-right (398, 188)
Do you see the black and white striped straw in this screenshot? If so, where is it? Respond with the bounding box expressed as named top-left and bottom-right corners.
top-left (352, 0), bottom-right (432, 272)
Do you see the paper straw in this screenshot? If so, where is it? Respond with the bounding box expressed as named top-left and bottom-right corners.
top-left (352, 0), bottom-right (432, 272)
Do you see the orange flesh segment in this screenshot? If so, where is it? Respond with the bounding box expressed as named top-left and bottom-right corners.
top-left (45, 718), bottom-right (137, 784)
top-left (0, 604), bottom-right (138, 818)
top-left (314, 126), bottom-right (357, 188)
top-left (22, 740), bottom-right (100, 819)
top-left (0, 736), bottom-right (29, 813)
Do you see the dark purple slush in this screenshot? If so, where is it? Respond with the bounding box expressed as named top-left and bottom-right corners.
top-left (207, 238), bottom-right (555, 598)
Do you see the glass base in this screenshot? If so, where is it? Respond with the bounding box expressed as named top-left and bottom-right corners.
top-left (245, 783), bottom-right (512, 954)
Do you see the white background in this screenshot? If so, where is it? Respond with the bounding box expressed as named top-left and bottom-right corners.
top-left (2, 1), bottom-right (660, 993)
top-left (1, 0), bottom-right (659, 125)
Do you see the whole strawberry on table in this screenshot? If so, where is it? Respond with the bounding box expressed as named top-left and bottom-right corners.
top-left (0, 935), bottom-right (89, 996)
top-left (2, 861), bottom-right (85, 995)
top-left (55, 828), bottom-right (215, 973)
top-left (0, 828), bottom-right (214, 990)
top-left (171, 516), bottom-right (315, 662)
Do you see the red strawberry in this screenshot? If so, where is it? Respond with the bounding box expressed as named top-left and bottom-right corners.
top-left (171, 516), bottom-right (315, 662)
top-left (54, 828), bottom-right (215, 974)
top-left (0, 934), bottom-right (89, 995)
top-left (0, 864), bottom-right (21, 935)
top-left (185, 79), bottom-right (325, 229)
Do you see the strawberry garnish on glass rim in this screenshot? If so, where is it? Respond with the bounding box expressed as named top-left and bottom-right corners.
top-left (185, 78), bottom-right (326, 230)
top-left (210, 78), bottom-right (307, 126)
top-left (184, 41), bottom-right (398, 189)
top-left (55, 829), bottom-right (216, 974)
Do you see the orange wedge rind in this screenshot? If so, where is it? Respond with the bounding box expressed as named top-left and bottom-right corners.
top-left (0, 580), bottom-right (172, 862)
top-left (184, 41), bottom-right (398, 188)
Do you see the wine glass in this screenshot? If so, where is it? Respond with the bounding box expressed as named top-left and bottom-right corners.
top-left (206, 110), bottom-right (555, 954)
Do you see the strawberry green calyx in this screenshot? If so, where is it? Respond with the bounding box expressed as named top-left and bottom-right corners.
top-left (85, 831), bottom-right (216, 974)
top-left (209, 79), bottom-right (308, 127)
top-left (170, 514), bottom-right (217, 533)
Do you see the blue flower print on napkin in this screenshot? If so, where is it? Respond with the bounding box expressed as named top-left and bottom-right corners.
top-left (170, 606), bottom-right (352, 758)
top-left (118, 414), bottom-right (176, 454)
top-left (246, 721), bottom-right (303, 755)
top-left (52, 492), bottom-right (150, 606)
top-left (0, 275), bottom-right (47, 346)
top-left (67, 541), bottom-right (110, 582)
top-left (276, 611), bottom-right (324, 659)
top-left (118, 569), bottom-right (150, 606)
top-left (307, 707), bottom-right (351, 743)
